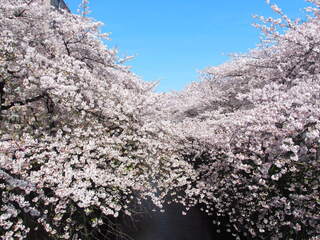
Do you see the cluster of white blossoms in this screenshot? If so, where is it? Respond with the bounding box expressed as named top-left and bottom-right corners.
top-left (0, 0), bottom-right (196, 239)
top-left (155, 1), bottom-right (320, 239)
top-left (0, 0), bottom-right (319, 239)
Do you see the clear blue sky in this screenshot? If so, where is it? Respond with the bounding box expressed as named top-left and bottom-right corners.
top-left (64, 0), bottom-right (309, 92)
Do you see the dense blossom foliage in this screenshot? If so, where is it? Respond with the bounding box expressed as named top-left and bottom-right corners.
top-left (0, 1), bottom-right (196, 239)
top-left (0, 0), bottom-right (319, 240)
top-left (157, 1), bottom-right (320, 239)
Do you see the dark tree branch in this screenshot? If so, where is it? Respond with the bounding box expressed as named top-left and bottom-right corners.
top-left (63, 40), bottom-right (71, 56)
top-left (14, 0), bottom-right (37, 17)
top-left (0, 81), bottom-right (5, 110)
top-left (1, 93), bottom-right (47, 111)
top-left (44, 94), bottom-right (55, 114)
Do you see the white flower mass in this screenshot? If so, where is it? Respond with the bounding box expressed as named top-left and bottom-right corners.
top-left (0, 0), bottom-right (319, 239)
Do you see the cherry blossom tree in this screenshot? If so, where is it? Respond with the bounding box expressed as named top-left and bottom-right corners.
top-left (0, 1), bottom-right (196, 239)
top-left (159, 1), bottom-right (320, 239)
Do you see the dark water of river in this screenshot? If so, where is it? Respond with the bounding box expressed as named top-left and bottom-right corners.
top-left (120, 202), bottom-right (242, 240)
